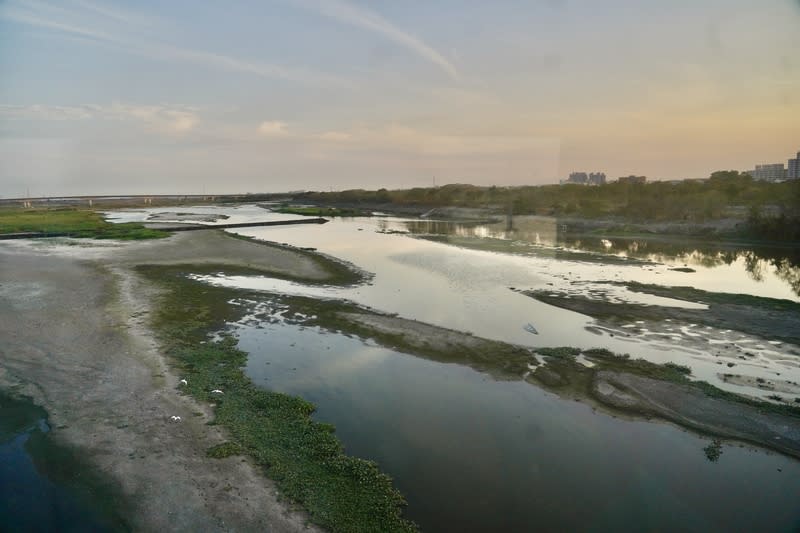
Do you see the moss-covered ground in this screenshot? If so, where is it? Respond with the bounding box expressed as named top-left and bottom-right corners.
top-left (0, 208), bottom-right (167, 240)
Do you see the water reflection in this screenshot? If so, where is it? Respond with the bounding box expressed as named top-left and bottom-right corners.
top-left (236, 320), bottom-right (800, 533)
top-left (0, 393), bottom-right (124, 531)
top-left (402, 216), bottom-right (800, 296)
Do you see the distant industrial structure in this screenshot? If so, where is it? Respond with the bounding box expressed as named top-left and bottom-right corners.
top-left (563, 171), bottom-right (606, 185)
top-left (748, 149), bottom-right (800, 182)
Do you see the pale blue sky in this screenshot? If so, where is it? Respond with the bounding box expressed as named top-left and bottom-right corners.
top-left (1, 0), bottom-right (799, 196)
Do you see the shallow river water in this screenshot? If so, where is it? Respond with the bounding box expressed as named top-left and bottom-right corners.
top-left (237, 318), bottom-right (800, 532)
top-left (108, 205), bottom-right (800, 531)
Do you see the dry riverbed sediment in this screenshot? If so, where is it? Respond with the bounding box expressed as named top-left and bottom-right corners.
top-left (0, 231), bottom-right (326, 532)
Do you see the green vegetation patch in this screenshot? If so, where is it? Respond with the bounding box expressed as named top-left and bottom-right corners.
top-left (0, 208), bottom-right (167, 240)
top-left (703, 439), bottom-right (723, 462)
top-left (140, 265), bottom-right (416, 533)
top-left (536, 346), bottom-right (581, 359)
top-left (206, 442), bottom-right (243, 459)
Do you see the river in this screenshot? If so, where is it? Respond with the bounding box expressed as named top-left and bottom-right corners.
top-left (108, 205), bottom-right (800, 531)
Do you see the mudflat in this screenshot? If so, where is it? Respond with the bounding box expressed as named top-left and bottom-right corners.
top-left (0, 231), bottom-right (325, 532)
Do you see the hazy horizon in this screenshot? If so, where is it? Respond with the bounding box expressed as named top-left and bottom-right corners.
top-left (2, 0), bottom-right (799, 197)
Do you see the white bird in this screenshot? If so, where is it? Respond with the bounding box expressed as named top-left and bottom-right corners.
top-left (211, 389), bottom-right (224, 394)
top-left (170, 415), bottom-right (181, 422)
top-left (179, 379), bottom-right (188, 386)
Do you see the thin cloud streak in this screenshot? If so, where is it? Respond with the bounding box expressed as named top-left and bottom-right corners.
top-left (70, 0), bottom-right (159, 27)
top-left (289, 0), bottom-right (459, 80)
top-left (0, 0), bottom-right (352, 87)
top-left (1, 6), bottom-right (113, 41)
top-left (0, 103), bottom-right (199, 134)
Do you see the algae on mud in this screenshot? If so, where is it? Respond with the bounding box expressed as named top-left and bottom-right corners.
top-left (139, 265), bottom-right (416, 533)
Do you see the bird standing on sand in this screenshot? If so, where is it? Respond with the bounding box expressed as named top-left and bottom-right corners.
top-left (170, 415), bottom-right (181, 422)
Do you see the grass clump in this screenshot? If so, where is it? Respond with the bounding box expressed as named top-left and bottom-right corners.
top-left (663, 362), bottom-right (692, 375)
top-left (703, 439), bottom-right (723, 462)
top-left (206, 442), bottom-right (243, 458)
top-left (142, 266), bottom-right (416, 533)
top-left (0, 207), bottom-right (167, 240)
top-left (581, 348), bottom-right (618, 358)
top-left (536, 347), bottom-right (581, 359)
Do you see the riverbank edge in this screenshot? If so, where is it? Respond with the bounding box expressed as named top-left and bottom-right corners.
top-left (145, 261), bottom-right (800, 461)
top-left (138, 264), bottom-right (417, 533)
top-left (0, 390), bottom-right (133, 531)
top-left (0, 230), bottom-right (366, 532)
top-left (280, 200), bottom-right (800, 249)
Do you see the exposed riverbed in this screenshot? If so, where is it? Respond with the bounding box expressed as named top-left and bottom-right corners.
top-left (111, 206), bottom-right (800, 402)
top-left (101, 205), bottom-right (800, 530)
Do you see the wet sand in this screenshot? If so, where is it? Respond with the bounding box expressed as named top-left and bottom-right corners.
top-left (0, 231), bottom-right (325, 532)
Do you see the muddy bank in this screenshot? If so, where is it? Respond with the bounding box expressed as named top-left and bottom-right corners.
top-left (524, 284), bottom-right (800, 345)
top-left (0, 231), bottom-right (330, 532)
top-left (592, 371), bottom-right (800, 458)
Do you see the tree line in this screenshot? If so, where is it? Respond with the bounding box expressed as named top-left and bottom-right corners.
top-left (295, 171), bottom-right (796, 225)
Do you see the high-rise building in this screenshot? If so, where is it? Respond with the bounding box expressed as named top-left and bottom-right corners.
top-left (751, 163), bottom-right (786, 182)
top-left (567, 172), bottom-right (588, 184)
top-left (564, 171), bottom-right (606, 185)
top-left (788, 151), bottom-right (800, 180)
top-left (588, 172), bottom-right (607, 185)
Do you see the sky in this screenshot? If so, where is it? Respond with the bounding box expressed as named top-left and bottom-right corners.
top-left (1, 0), bottom-right (799, 197)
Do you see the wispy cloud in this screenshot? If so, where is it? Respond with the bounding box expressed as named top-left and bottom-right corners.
top-left (257, 121), bottom-right (290, 137)
top-left (0, 103), bottom-right (200, 134)
top-left (249, 119), bottom-right (550, 156)
top-left (70, 0), bottom-right (159, 27)
top-left (288, 0), bottom-right (459, 80)
top-left (0, 6), bottom-right (113, 41)
top-left (0, 0), bottom-right (351, 87)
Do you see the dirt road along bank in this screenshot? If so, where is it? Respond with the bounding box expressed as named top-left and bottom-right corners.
top-left (0, 231), bottom-right (326, 532)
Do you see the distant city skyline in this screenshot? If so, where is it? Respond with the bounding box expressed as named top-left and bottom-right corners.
top-left (1, 1), bottom-right (799, 196)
